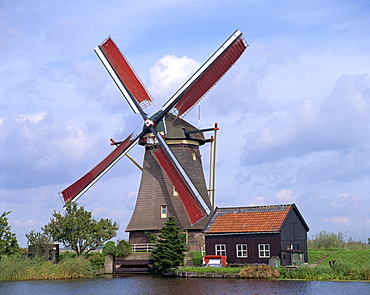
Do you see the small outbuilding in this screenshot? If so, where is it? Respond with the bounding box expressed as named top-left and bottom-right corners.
top-left (203, 204), bottom-right (309, 265)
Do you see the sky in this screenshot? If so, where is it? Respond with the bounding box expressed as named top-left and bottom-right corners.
top-left (0, 0), bottom-right (369, 247)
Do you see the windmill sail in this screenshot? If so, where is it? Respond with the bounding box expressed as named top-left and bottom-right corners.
top-left (60, 134), bottom-right (138, 205)
top-left (95, 37), bottom-right (152, 113)
top-left (161, 30), bottom-right (247, 117)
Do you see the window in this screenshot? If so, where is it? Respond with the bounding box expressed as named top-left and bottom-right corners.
top-left (236, 244), bottom-right (248, 258)
top-left (192, 151), bottom-right (197, 161)
top-left (287, 244), bottom-right (299, 250)
top-left (258, 244), bottom-right (270, 258)
top-left (160, 205), bottom-right (167, 218)
top-left (215, 244), bottom-right (226, 256)
top-left (173, 186), bottom-right (179, 198)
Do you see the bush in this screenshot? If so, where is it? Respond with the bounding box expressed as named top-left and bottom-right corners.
top-left (102, 240), bottom-right (131, 257)
top-left (239, 265), bottom-right (279, 279)
top-left (190, 252), bottom-right (203, 266)
top-left (86, 252), bottom-right (105, 271)
top-left (102, 241), bottom-right (115, 256)
top-left (113, 240), bottom-right (131, 257)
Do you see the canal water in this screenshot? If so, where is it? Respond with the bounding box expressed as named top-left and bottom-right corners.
top-left (0, 275), bottom-right (368, 295)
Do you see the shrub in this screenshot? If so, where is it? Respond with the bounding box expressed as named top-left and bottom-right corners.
top-left (308, 231), bottom-right (345, 249)
top-left (102, 240), bottom-right (131, 257)
top-left (87, 252), bottom-right (105, 271)
top-left (239, 265), bottom-right (279, 279)
top-left (102, 241), bottom-right (115, 256)
top-left (190, 252), bottom-right (203, 266)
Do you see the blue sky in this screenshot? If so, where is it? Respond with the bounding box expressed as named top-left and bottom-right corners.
top-left (1, 0), bottom-right (369, 247)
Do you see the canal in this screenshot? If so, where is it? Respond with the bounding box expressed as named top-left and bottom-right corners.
top-left (0, 275), bottom-right (369, 294)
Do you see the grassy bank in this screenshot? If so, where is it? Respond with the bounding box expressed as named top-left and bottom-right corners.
top-left (179, 249), bottom-right (370, 281)
top-left (0, 254), bottom-right (98, 281)
top-left (280, 248), bottom-right (370, 280)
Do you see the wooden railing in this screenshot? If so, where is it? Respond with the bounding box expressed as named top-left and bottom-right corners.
top-left (131, 243), bottom-right (156, 253)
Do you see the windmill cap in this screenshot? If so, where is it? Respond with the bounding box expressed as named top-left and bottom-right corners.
top-left (139, 112), bottom-right (206, 146)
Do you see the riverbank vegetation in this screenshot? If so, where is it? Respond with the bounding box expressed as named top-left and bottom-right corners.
top-left (0, 254), bottom-right (95, 281)
top-left (179, 248), bottom-right (370, 281)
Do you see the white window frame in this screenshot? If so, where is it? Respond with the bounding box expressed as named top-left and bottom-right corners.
top-left (160, 205), bottom-right (167, 218)
top-left (215, 244), bottom-right (226, 256)
top-left (173, 186), bottom-right (179, 198)
top-left (258, 244), bottom-right (270, 258)
top-left (236, 244), bottom-right (248, 258)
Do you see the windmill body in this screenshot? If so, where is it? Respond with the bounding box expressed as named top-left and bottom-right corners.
top-left (127, 113), bottom-right (211, 250)
top-left (59, 30), bottom-right (247, 251)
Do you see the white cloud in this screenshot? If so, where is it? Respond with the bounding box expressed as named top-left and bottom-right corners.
top-left (331, 193), bottom-right (361, 209)
top-left (12, 219), bottom-right (40, 227)
top-left (0, 113), bottom-right (96, 188)
top-left (92, 207), bottom-right (124, 219)
top-left (148, 55), bottom-right (200, 102)
top-left (276, 189), bottom-right (297, 203)
top-left (338, 193), bottom-right (349, 199)
top-left (324, 216), bottom-right (352, 225)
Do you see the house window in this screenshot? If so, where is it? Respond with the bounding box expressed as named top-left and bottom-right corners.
top-left (161, 205), bottom-right (167, 218)
top-left (236, 244), bottom-right (248, 258)
top-left (287, 244), bottom-right (299, 250)
top-left (215, 244), bottom-right (226, 256)
top-left (173, 186), bottom-right (179, 198)
top-left (258, 244), bottom-right (270, 258)
top-left (192, 151), bottom-right (197, 161)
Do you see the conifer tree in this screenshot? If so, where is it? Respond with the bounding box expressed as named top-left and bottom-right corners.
top-left (151, 216), bottom-right (185, 273)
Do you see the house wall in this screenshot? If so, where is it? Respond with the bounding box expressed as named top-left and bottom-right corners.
top-left (280, 209), bottom-right (308, 262)
top-left (205, 233), bottom-right (281, 264)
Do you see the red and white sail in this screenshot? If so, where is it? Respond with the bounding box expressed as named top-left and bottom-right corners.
top-left (161, 30), bottom-right (247, 117)
top-left (94, 37), bottom-right (152, 113)
top-left (60, 135), bottom-right (138, 205)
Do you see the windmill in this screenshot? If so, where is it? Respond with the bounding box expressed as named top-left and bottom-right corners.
top-left (60, 30), bottom-right (247, 250)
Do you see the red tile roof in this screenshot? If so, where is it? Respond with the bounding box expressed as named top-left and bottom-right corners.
top-left (205, 205), bottom-right (291, 233)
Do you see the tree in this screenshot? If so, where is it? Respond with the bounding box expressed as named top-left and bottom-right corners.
top-left (145, 231), bottom-right (157, 244)
top-left (151, 216), bottom-right (185, 273)
top-left (25, 230), bottom-right (53, 258)
top-left (308, 231), bottom-right (345, 249)
top-left (0, 211), bottom-right (20, 255)
top-left (43, 202), bottom-right (119, 256)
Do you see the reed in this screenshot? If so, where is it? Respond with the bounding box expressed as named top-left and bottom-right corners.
top-left (0, 255), bottom-right (94, 281)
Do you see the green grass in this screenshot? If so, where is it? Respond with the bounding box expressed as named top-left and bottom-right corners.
top-left (307, 249), bottom-right (331, 264)
top-left (308, 249), bottom-right (370, 267)
top-left (178, 266), bottom-right (243, 274)
top-left (282, 249), bottom-right (370, 280)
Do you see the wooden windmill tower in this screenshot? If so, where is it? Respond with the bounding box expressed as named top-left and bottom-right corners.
top-left (60, 30), bottom-right (247, 251)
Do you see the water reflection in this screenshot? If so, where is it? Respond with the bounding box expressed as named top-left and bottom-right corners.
top-left (0, 275), bottom-right (368, 295)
